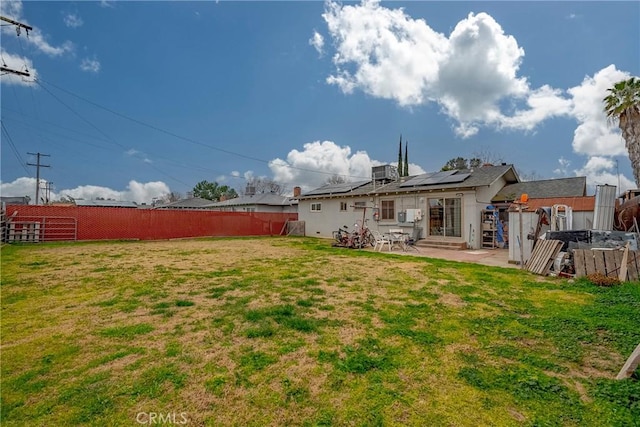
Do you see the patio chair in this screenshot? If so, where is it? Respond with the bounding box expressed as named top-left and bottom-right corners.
top-left (371, 230), bottom-right (392, 252)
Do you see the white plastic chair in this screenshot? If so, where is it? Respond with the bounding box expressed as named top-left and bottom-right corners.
top-left (371, 230), bottom-right (392, 252)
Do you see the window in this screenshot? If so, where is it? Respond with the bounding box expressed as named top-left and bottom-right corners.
top-left (428, 197), bottom-right (461, 237)
top-left (340, 202), bottom-right (347, 211)
top-left (381, 200), bottom-right (395, 220)
top-left (311, 202), bottom-right (322, 212)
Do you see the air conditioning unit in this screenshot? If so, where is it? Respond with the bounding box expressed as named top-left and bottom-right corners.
top-left (405, 209), bottom-right (422, 222)
top-left (372, 165), bottom-right (398, 181)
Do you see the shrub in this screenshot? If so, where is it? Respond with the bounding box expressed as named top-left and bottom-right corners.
top-left (586, 272), bottom-right (620, 287)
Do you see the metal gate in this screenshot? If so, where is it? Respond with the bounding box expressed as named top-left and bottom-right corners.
top-left (6, 216), bottom-right (77, 242)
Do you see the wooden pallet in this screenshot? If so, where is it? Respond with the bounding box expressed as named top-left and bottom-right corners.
top-left (526, 240), bottom-right (564, 275)
top-left (573, 249), bottom-right (640, 281)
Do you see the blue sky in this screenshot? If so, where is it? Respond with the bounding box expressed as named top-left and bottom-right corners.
top-left (1, 0), bottom-right (639, 203)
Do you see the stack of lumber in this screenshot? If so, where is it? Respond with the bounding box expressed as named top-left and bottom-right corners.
top-left (526, 240), bottom-right (564, 275)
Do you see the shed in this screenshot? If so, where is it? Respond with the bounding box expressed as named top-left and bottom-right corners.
top-left (508, 196), bottom-right (595, 264)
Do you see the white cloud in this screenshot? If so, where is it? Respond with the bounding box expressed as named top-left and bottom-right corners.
top-left (321, 1), bottom-right (538, 130)
top-left (309, 31), bottom-right (325, 56)
top-left (0, 177), bottom-right (35, 201)
top-left (567, 65), bottom-right (629, 157)
top-left (317, 1), bottom-right (638, 193)
top-left (0, 0), bottom-right (74, 57)
top-left (318, 1), bottom-right (628, 141)
top-left (80, 56), bottom-right (101, 73)
top-left (499, 85), bottom-right (573, 131)
top-left (574, 156), bottom-right (635, 193)
top-left (125, 148), bottom-right (152, 164)
top-left (323, 0), bottom-right (447, 107)
top-left (0, 0), bottom-right (23, 21)
top-left (0, 49), bottom-right (37, 85)
top-left (1, 177), bottom-right (171, 204)
top-left (268, 140), bottom-right (425, 192)
top-left (63, 13), bottom-right (83, 28)
top-left (554, 157), bottom-right (571, 176)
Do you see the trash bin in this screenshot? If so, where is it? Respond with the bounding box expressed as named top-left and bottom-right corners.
top-left (397, 212), bottom-right (406, 223)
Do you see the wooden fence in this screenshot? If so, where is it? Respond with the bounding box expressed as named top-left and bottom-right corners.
top-left (573, 249), bottom-right (640, 281)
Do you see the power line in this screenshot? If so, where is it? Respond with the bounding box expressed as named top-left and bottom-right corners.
top-left (1, 121), bottom-right (31, 175)
top-left (35, 80), bottom-right (193, 187)
top-left (36, 78), bottom-right (370, 181)
top-left (0, 16), bottom-right (32, 78)
top-left (2, 109), bottom-right (246, 181)
top-left (27, 152), bottom-right (50, 205)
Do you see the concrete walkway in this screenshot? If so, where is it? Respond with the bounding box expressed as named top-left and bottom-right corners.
top-left (370, 246), bottom-right (518, 269)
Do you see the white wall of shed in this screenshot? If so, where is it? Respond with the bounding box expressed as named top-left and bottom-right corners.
top-left (508, 210), bottom-right (595, 263)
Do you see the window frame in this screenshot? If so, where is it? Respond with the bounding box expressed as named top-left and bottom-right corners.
top-left (380, 200), bottom-right (395, 220)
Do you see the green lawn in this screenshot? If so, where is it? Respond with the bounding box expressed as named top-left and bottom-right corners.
top-left (1, 237), bottom-right (639, 426)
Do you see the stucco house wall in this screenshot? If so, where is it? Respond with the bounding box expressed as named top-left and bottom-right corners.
top-left (298, 165), bottom-right (522, 249)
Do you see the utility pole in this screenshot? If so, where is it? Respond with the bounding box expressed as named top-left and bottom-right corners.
top-left (27, 152), bottom-right (50, 205)
top-left (0, 15), bottom-right (33, 78)
top-left (44, 181), bottom-right (54, 204)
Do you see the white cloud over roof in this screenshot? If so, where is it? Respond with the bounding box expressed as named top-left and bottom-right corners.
top-left (268, 140), bottom-right (426, 192)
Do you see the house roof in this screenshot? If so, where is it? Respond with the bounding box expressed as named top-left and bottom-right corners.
top-left (207, 193), bottom-right (297, 207)
top-left (493, 176), bottom-right (586, 202)
top-left (508, 196), bottom-right (595, 212)
top-left (298, 164), bottom-right (518, 199)
top-left (155, 197), bottom-right (215, 209)
top-left (75, 199), bottom-right (138, 208)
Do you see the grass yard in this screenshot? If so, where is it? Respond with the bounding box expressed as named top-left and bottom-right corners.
top-left (1, 237), bottom-right (639, 426)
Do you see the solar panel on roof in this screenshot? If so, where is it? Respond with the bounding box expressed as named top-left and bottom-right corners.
top-left (399, 173), bottom-right (434, 187)
top-left (302, 180), bottom-right (369, 196)
top-left (400, 170), bottom-right (467, 187)
top-left (438, 173), bottom-right (470, 184)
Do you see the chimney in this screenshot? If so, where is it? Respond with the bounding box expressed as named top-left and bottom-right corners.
top-left (219, 194), bottom-right (227, 202)
top-left (293, 186), bottom-right (301, 197)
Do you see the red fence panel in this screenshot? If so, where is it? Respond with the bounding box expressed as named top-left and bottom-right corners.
top-left (4, 205), bottom-right (298, 241)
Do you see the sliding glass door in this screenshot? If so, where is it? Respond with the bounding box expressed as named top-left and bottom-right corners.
top-left (428, 198), bottom-right (462, 237)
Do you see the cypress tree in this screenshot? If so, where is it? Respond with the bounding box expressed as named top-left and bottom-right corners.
top-left (404, 141), bottom-right (409, 176)
top-left (398, 134), bottom-right (403, 175)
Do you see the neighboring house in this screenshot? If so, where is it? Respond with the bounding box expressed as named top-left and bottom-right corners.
top-left (492, 176), bottom-right (587, 207)
top-left (206, 193), bottom-right (298, 213)
top-left (297, 164), bottom-right (520, 249)
top-left (1, 196), bottom-right (31, 205)
top-left (154, 197), bottom-right (216, 210)
top-left (74, 199), bottom-right (139, 208)
top-left (507, 196), bottom-right (595, 264)
top-left (155, 194), bottom-right (297, 213)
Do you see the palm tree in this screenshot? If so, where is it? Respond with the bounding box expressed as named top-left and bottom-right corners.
top-left (604, 77), bottom-right (640, 186)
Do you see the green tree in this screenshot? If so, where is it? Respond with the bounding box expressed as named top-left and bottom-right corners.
top-left (441, 157), bottom-right (469, 171)
top-left (192, 180), bottom-right (238, 201)
top-left (604, 77), bottom-right (640, 186)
